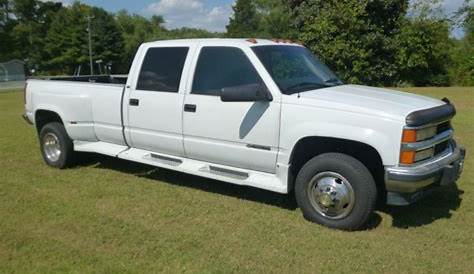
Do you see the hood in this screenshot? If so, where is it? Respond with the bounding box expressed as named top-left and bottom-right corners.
top-left (295, 84), bottom-right (445, 121)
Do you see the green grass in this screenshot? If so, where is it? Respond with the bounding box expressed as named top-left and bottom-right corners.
top-left (0, 87), bottom-right (473, 273)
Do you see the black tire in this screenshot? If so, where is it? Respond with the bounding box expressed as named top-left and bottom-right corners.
top-left (39, 122), bottom-right (77, 169)
top-left (295, 153), bottom-right (377, 230)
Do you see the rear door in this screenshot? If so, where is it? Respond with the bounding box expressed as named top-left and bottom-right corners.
top-left (182, 45), bottom-right (281, 173)
top-left (125, 45), bottom-right (191, 156)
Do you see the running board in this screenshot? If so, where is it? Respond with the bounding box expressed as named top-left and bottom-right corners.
top-left (148, 153), bottom-right (248, 179)
top-left (117, 148), bottom-right (287, 193)
top-left (72, 142), bottom-right (288, 193)
top-left (74, 141), bottom-right (128, 157)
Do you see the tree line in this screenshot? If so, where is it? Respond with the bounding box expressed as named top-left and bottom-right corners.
top-left (0, 0), bottom-right (220, 76)
top-left (0, 0), bottom-right (472, 86)
top-left (227, 0), bottom-right (473, 86)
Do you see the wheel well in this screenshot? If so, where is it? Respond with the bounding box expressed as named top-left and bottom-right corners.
top-left (35, 110), bottom-right (63, 133)
top-left (289, 136), bottom-right (385, 197)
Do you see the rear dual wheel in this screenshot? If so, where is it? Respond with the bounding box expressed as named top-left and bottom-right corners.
top-left (295, 153), bottom-right (377, 230)
top-left (39, 122), bottom-right (77, 169)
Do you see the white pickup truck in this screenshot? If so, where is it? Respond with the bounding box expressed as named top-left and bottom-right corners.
top-left (23, 39), bottom-right (465, 230)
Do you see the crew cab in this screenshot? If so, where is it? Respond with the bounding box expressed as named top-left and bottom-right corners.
top-left (23, 39), bottom-right (466, 230)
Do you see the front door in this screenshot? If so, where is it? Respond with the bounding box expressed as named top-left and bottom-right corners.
top-left (183, 46), bottom-right (280, 173)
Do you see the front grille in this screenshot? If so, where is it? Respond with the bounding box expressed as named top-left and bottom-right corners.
top-left (434, 140), bottom-right (449, 155)
top-left (437, 121), bottom-right (451, 134)
top-left (434, 120), bottom-right (452, 157)
top-left (403, 119), bottom-right (454, 164)
top-left (402, 102), bottom-right (456, 165)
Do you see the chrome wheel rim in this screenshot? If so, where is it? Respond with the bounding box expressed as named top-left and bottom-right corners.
top-left (307, 171), bottom-right (355, 219)
top-left (43, 132), bottom-right (61, 162)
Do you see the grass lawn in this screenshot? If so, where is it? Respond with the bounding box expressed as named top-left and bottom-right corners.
top-left (0, 87), bottom-right (473, 273)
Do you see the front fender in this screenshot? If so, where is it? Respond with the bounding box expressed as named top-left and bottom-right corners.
top-left (278, 103), bottom-right (404, 166)
top-left (281, 122), bottom-right (399, 165)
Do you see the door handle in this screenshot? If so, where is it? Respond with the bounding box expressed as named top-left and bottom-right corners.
top-left (184, 104), bottom-right (196, 112)
top-left (129, 98), bottom-right (139, 106)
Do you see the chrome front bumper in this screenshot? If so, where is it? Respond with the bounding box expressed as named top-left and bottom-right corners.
top-left (385, 141), bottom-right (466, 205)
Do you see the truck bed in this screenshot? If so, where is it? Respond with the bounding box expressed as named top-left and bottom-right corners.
top-left (25, 78), bottom-right (127, 147)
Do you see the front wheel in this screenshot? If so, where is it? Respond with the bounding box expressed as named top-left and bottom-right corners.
top-left (295, 153), bottom-right (377, 230)
top-left (39, 122), bottom-right (77, 169)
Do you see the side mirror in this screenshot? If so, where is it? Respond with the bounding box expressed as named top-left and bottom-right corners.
top-left (220, 83), bottom-right (273, 102)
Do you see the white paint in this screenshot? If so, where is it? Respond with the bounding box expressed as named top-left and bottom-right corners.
top-left (25, 38), bottom-right (447, 194)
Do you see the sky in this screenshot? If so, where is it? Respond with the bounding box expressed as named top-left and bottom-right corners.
top-left (44, 0), bottom-right (469, 36)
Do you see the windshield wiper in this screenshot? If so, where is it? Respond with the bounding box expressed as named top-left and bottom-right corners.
top-left (284, 82), bottom-right (330, 94)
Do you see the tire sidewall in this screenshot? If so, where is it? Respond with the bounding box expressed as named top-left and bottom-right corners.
top-left (39, 122), bottom-right (71, 168)
top-left (295, 153), bottom-right (376, 230)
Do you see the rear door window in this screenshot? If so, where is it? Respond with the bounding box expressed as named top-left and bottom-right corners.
top-left (136, 47), bottom-right (189, 92)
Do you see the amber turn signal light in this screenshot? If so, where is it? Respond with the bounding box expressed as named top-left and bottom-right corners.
top-left (400, 151), bottom-right (416, 164)
top-left (402, 129), bottom-right (417, 143)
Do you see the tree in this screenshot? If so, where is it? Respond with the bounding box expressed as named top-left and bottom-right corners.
top-left (395, 18), bottom-right (451, 86)
top-left (466, 6), bottom-right (474, 40)
top-left (43, 3), bottom-right (125, 74)
top-left (0, 0), bottom-right (13, 61)
top-left (5, 0), bottom-right (62, 68)
top-left (291, 0), bottom-right (408, 86)
top-left (115, 10), bottom-right (220, 70)
top-left (226, 0), bottom-right (260, 37)
top-left (225, 0), bottom-right (294, 39)
top-left (90, 7), bottom-right (126, 73)
top-left (0, 0), bottom-right (9, 25)
top-left (393, 0), bottom-right (452, 86)
top-left (163, 27), bottom-right (220, 40)
top-left (449, 3), bottom-right (474, 86)
top-left (254, 0), bottom-right (295, 39)
top-left (150, 15), bottom-right (165, 28)
top-left (115, 11), bottom-right (167, 69)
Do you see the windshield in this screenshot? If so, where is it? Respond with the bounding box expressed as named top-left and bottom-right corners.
top-left (252, 45), bottom-right (343, 95)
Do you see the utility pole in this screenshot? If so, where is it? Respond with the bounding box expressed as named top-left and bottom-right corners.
top-left (86, 15), bottom-right (94, 75)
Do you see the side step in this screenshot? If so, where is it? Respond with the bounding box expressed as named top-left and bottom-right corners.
top-left (147, 153), bottom-right (183, 167)
top-left (117, 148), bottom-right (287, 193)
top-left (205, 165), bottom-right (249, 180)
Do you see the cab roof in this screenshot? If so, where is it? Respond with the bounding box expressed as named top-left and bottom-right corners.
top-left (142, 38), bottom-right (302, 48)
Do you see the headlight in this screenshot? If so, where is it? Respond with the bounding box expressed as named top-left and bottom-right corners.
top-left (414, 147), bottom-right (435, 162)
top-left (415, 127), bottom-right (437, 141)
top-left (400, 127), bottom-right (437, 164)
top-left (402, 126), bottom-right (437, 142)
top-left (399, 148), bottom-right (435, 164)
